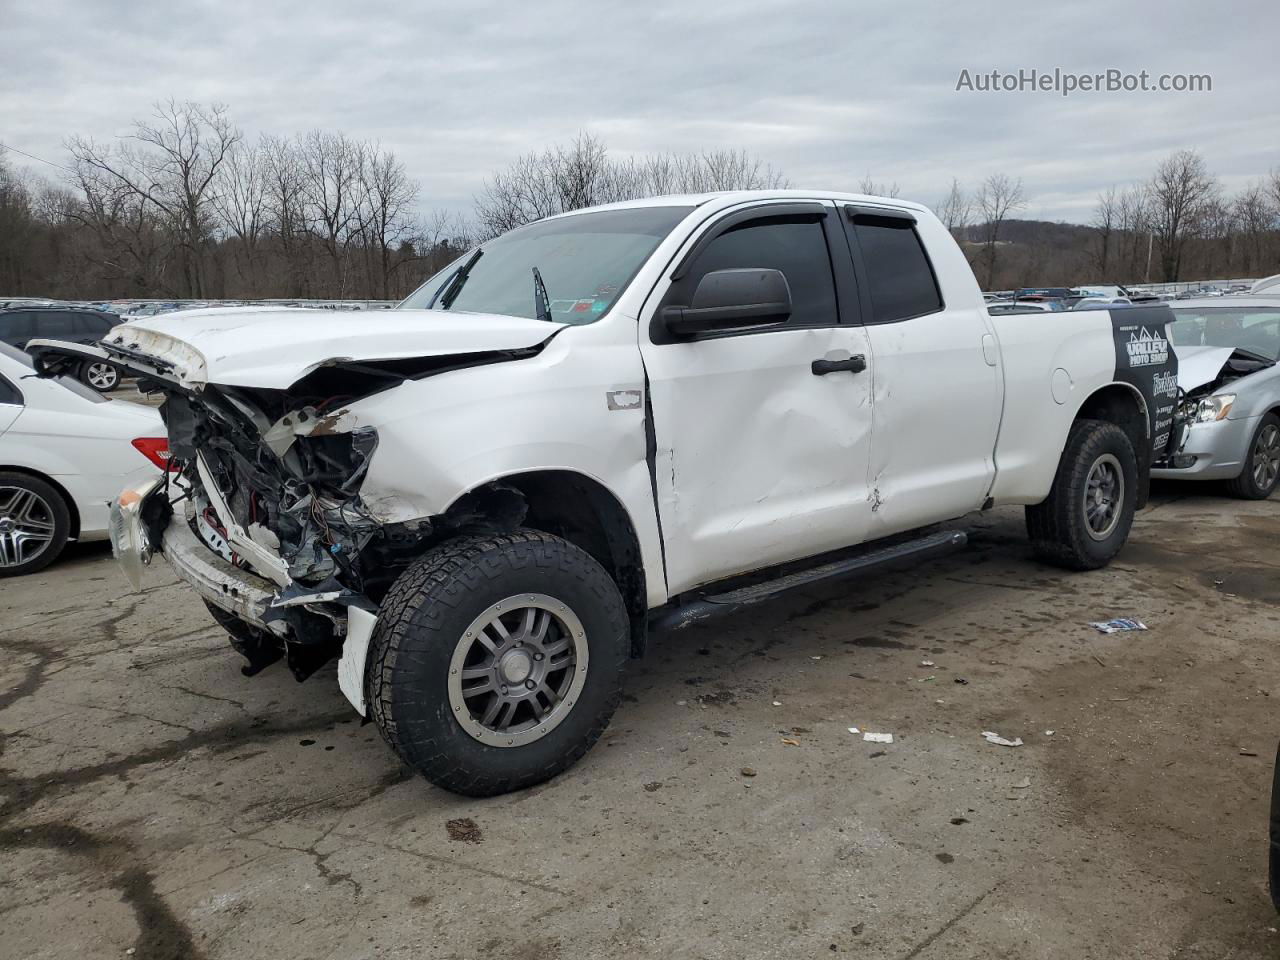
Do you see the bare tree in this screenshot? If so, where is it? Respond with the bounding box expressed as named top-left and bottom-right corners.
top-left (974, 173), bottom-right (1026, 289)
top-left (1146, 149), bottom-right (1218, 282)
top-left (297, 130), bottom-right (367, 296)
top-left (857, 175), bottom-right (900, 198)
top-left (359, 145), bottom-right (420, 299)
top-left (211, 138), bottom-right (269, 290)
top-left (67, 100), bottom-right (240, 296)
top-left (1232, 181), bottom-right (1277, 276)
top-left (1090, 186), bottom-right (1120, 279)
top-left (474, 134), bottom-right (787, 238)
top-left (935, 178), bottom-right (970, 240)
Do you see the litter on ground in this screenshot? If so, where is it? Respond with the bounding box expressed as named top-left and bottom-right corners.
top-left (863, 732), bottom-right (894, 744)
top-left (982, 731), bottom-right (1024, 747)
top-left (1089, 618), bottom-right (1147, 634)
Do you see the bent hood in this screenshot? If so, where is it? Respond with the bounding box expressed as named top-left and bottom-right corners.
top-left (1174, 345), bottom-right (1259, 392)
top-left (104, 306), bottom-right (566, 389)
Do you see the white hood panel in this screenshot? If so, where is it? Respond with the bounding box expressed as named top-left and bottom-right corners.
top-left (108, 307), bottom-right (565, 389)
top-left (1174, 345), bottom-right (1239, 393)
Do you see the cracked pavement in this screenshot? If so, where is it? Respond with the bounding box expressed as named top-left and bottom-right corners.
top-left (2, 487), bottom-right (1279, 959)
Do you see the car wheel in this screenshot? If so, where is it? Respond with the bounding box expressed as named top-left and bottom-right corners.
top-left (367, 530), bottom-right (629, 797)
top-left (203, 600), bottom-right (283, 676)
top-left (0, 472), bottom-right (71, 577)
top-left (1026, 419), bottom-right (1139, 571)
top-left (80, 360), bottom-right (121, 392)
top-left (1227, 413), bottom-right (1280, 500)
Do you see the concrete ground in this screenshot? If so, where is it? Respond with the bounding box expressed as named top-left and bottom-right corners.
top-left (2, 486), bottom-right (1279, 959)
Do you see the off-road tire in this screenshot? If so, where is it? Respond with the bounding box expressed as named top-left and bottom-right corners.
top-left (1226, 413), bottom-right (1280, 500)
top-left (0, 471), bottom-right (71, 577)
top-left (367, 530), bottom-right (629, 797)
top-left (1026, 419), bottom-right (1138, 570)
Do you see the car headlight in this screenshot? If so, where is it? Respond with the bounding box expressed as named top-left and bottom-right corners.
top-left (1193, 394), bottom-right (1235, 423)
top-left (110, 477), bottom-right (162, 591)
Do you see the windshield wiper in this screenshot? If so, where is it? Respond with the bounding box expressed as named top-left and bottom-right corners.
top-left (431, 248), bottom-right (483, 310)
top-left (532, 266), bottom-right (553, 323)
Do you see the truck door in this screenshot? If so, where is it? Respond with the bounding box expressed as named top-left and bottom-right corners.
top-left (639, 201), bottom-right (876, 595)
top-left (840, 206), bottom-right (1002, 536)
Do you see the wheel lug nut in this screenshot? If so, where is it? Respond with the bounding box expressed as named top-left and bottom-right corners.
top-left (533, 652), bottom-right (543, 661)
top-left (525, 679), bottom-right (535, 689)
top-left (500, 685), bottom-right (508, 694)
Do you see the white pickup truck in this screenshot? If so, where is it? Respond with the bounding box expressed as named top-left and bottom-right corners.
top-left (32, 191), bottom-right (1178, 796)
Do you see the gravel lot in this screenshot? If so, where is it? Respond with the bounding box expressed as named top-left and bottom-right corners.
top-left (2, 487), bottom-right (1278, 959)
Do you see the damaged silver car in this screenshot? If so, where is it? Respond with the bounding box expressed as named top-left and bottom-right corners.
top-left (1155, 297), bottom-right (1280, 498)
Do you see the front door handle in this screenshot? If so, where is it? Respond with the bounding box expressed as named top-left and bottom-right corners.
top-left (811, 355), bottom-right (867, 376)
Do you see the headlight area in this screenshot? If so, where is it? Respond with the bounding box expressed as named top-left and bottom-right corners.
top-left (1183, 393), bottom-right (1236, 424)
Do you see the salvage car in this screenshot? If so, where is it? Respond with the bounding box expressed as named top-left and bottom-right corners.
top-left (1155, 297), bottom-right (1280, 498)
top-left (30, 191), bottom-right (1178, 795)
top-left (0, 343), bottom-right (169, 575)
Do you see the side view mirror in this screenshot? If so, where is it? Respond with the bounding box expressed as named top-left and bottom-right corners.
top-left (661, 268), bottom-right (792, 337)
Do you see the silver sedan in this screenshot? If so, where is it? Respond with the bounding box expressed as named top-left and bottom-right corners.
top-left (1154, 297), bottom-right (1280, 498)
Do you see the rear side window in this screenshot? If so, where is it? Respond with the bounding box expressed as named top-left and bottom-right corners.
top-left (852, 217), bottom-right (944, 323)
top-left (681, 217), bottom-right (838, 328)
top-left (0, 372), bottom-right (21, 405)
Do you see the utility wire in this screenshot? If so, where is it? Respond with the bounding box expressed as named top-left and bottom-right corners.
top-left (0, 141), bottom-right (75, 174)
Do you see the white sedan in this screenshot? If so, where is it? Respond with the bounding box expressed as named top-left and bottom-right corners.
top-left (0, 343), bottom-right (169, 575)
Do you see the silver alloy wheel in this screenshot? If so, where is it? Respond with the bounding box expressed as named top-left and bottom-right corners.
top-left (0, 485), bottom-right (57, 568)
top-left (1083, 453), bottom-right (1124, 541)
top-left (85, 362), bottom-right (119, 391)
top-left (448, 594), bottom-right (589, 748)
top-left (1253, 423), bottom-right (1280, 492)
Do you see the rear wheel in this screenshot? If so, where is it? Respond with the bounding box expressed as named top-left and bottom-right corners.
top-left (79, 360), bottom-right (120, 392)
top-left (1226, 413), bottom-right (1280, 500)
top-left (367, 530), bottom-right (629, 797)
top-left (1026, 419), bottom-right (1138, 570)
top-left (0, 472), bottom-right (70, 577)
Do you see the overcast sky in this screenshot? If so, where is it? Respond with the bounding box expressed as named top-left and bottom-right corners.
top-left (3, 0), bottom-right (1278, 224)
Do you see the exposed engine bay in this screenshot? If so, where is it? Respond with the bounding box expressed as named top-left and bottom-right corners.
top-left (1159, 347), bottom-right (1276, 464)
top-left (27, 335), bottom-right (546, 682)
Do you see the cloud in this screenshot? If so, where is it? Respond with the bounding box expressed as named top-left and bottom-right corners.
top-left (3, 0), bottom-right (1277, 222)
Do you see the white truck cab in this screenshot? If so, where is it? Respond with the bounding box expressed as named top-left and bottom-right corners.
top-left (30, 191), bottom-right (1178, 796)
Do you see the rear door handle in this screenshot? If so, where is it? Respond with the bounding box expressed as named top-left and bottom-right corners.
top-left (811, 355), bottom-right (867, 376)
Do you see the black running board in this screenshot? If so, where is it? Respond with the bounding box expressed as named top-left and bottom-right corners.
top-left (651, 529), bottom-right (968, 632)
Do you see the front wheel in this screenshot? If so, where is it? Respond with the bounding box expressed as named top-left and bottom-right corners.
top-left (1226, 413), bottom-right (1280, 500)
top-left (1026, 419), bottom-right (1139, 570)
top-left (367, 530), bottom-right (629, 797)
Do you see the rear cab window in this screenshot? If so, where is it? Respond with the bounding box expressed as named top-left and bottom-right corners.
top-left (844, 208), bottom-right (944, 323)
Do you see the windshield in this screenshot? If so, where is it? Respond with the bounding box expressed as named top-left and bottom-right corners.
top-left (399, 205), bottom-right (694, 323)
top-left (1169, 307), bottom-right (1280, 360)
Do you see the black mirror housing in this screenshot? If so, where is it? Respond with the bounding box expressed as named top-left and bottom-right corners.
top-left (662, 268), bottom-right (791, 337)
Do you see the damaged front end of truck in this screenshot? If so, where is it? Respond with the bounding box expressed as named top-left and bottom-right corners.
top-left (27, 317), bottom-right (557, 692)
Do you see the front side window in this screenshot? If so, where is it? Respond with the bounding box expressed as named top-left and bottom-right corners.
top-left (853, 218), bottom-right (944, 323)
top-left (677, 216), bottom-right (839, 328)
top-left (399, 206), bottom-right (694, 325)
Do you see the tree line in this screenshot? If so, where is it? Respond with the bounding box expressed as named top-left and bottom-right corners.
top-left (1, 100), bottom-right (1277, 301)
top-left (931, 152), bottom-right (1280, 290)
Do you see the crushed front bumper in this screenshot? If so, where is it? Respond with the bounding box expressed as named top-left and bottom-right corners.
top-left (161, 513), bottom-right (284, 635)
top-left (1151, 413), bottom-right (1258, 481)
